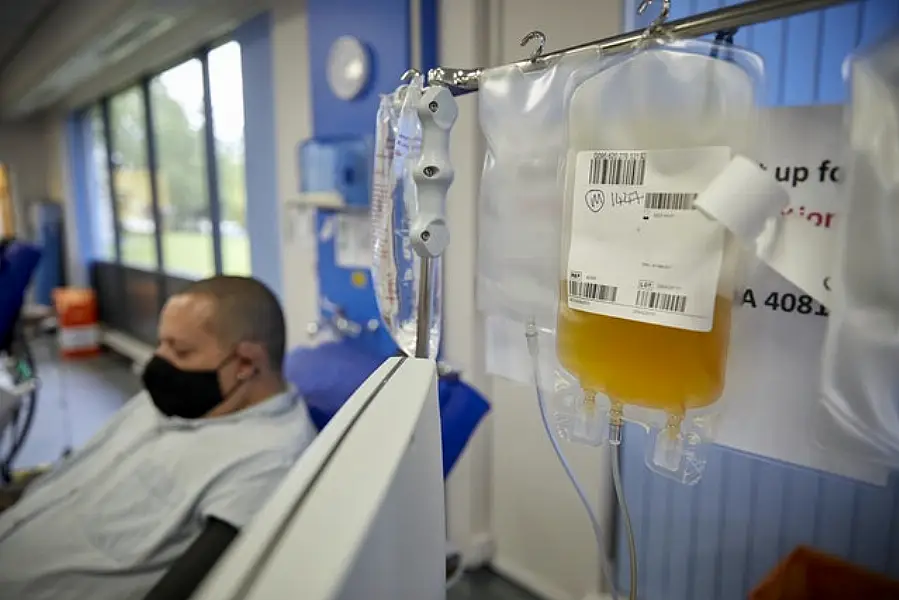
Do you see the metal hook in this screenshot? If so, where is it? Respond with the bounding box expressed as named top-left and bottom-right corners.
top-left (637, 0), bottom-right (671, 37)
top-left (401, 68), bottom-right (421, 82)
top-left (519, 30), bottom-right (546, 63)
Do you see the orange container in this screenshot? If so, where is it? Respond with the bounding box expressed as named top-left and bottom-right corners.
top-left (52, 288), bottom-right (101, 359)
top-left (751, 546), bottom-right (899, 600)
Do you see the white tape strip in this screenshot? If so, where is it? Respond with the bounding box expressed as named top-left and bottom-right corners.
top-left (695, 156), bottom-right (832, 304)
top-left (694, 154), bottom-right (835, 305)
top-left (695, 154), bottom-right (789, 244)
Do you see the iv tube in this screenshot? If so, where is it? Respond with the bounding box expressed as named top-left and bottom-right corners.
top-left (611, 435), bottom-right (637, 599)
top-left (525, 321), bottom-right (637, 600)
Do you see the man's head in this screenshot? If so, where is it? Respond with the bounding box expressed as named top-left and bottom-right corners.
top-left (145, 276), bottom-right (287, 418)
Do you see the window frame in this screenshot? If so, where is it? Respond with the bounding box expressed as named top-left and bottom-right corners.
top-left (82, 37), bottom-right (242, 279)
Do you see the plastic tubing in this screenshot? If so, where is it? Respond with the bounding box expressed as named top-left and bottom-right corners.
top-left (525, 319), bottom-right (631, 600)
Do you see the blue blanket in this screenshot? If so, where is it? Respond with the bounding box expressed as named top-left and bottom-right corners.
top-left (284, 341), bottom-right (490, 477)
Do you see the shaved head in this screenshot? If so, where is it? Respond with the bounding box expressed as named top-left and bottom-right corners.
top-left (181, 276), bottom-right (286, 371)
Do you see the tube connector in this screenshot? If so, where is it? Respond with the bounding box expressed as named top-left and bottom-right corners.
top-left (608, 402), bottom-right (624, 446)
top-left (652, 413), bottom-right (686, 474)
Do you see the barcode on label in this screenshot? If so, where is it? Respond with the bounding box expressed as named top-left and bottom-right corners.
top-left (635, 290), bottom-right (687, 313)
top-left (588, 152), bottom-right (647, 186)
top-left (644, 192), bottom-right (696, 211)
top-left (569, 280), bottom-right (619, 303)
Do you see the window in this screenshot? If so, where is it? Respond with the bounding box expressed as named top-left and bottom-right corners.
top-left (208, 41), bottom-right (250, 275)
top-left (151, 58), bottom-right (214, 277)
top-left (108, 87), bottom-right (158, 269)
top-left (87, 107), bottom-right (116, 260)
top-left (80, 39), bottom-right (249, 278)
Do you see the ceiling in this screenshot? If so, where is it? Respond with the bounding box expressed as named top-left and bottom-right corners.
top-left (0, 0), bottom-right (269, 121)
top-left (0, 0), bottom-right (62, 77)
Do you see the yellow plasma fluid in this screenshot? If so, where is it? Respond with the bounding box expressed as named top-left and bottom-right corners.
top-left (556, 288), bottom-right (732, 416)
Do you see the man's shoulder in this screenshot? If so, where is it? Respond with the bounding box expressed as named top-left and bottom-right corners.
top-left (218, 393), bottom-right (317, 451)
top-left (185, 424), bottom-right (310, 507)
top-left (170, 399), bottom-right (316, 478)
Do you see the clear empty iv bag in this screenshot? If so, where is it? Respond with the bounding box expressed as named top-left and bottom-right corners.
top-left (370, 76), bottom-right (442, 358)
top-left (371, 93), bottom-right (400, 340)
top-left (477, 51), bottom-right (603, 331)
top-left (820, 32), bottom-right (899, 470)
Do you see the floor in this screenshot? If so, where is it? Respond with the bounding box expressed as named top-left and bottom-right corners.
top-left (10, 337), bottom-right (540, 600)
top-left (448, 570), bottom-right (543, 600)
top-left (14, 338), bottom-right (140, 469)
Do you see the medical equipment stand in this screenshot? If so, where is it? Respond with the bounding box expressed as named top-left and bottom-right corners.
top-left (410, 86), bottom-right (457, 358)
top-left (405, 0), bottom-right (858, 596)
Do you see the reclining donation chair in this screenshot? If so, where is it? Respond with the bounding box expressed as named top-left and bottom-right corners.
top-left (0, 239), bottom-right (42, 481)
top-left (0, 240), bottom-right (42, 352)
top-left (140, 340), bottom-right (491, 600)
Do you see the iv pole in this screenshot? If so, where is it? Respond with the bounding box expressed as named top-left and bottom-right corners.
top-left (429, 0), bottom-right (856, 94)
top-left (403, 2), bottom-right (862, 599)
top-left (408, 0), bottom-right (854, 358)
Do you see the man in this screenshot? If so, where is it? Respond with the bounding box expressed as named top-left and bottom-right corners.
top-left (0, 276), bottom-right (317, 600)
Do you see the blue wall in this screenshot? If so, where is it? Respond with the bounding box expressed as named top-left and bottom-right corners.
top-left (234, 14), bottom-right (283, 299)
top-left (618, 1), bottom-right (899, 598)
top-left (307, 0), bottom-right (410, 137)
top-left (305, 0), bottom-right (438, 357)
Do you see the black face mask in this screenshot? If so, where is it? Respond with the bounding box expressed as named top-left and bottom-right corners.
top-left (141, 354), bottom-right (245, 419)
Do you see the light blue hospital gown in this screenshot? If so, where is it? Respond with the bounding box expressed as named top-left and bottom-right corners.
top-left (0, 388), bottom-right (317, 600)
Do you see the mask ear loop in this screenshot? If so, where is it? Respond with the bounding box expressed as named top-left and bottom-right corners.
top-left (218, 350), bottom-right (259, 401)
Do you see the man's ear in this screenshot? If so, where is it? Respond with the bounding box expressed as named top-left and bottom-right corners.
top-left (234, 340), bottom-right (266, 379)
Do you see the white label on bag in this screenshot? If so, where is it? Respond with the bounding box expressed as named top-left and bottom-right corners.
top-left (566, 147), bottom-right (731, 332)
top-left (393, 113), bottom-right (421, 179)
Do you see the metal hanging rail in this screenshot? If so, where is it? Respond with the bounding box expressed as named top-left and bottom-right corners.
top-left (428, 0), bottom-right (856, 93)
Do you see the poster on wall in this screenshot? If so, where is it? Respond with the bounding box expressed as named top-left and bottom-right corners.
top-left (334, 212), bottom-right (373, 270)
top-left (716, 104), bottom-right (888, 486)
top-left (485, 104), bottom-right (890, 485)
top-left (751, 106), bottom-right (842, 307)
